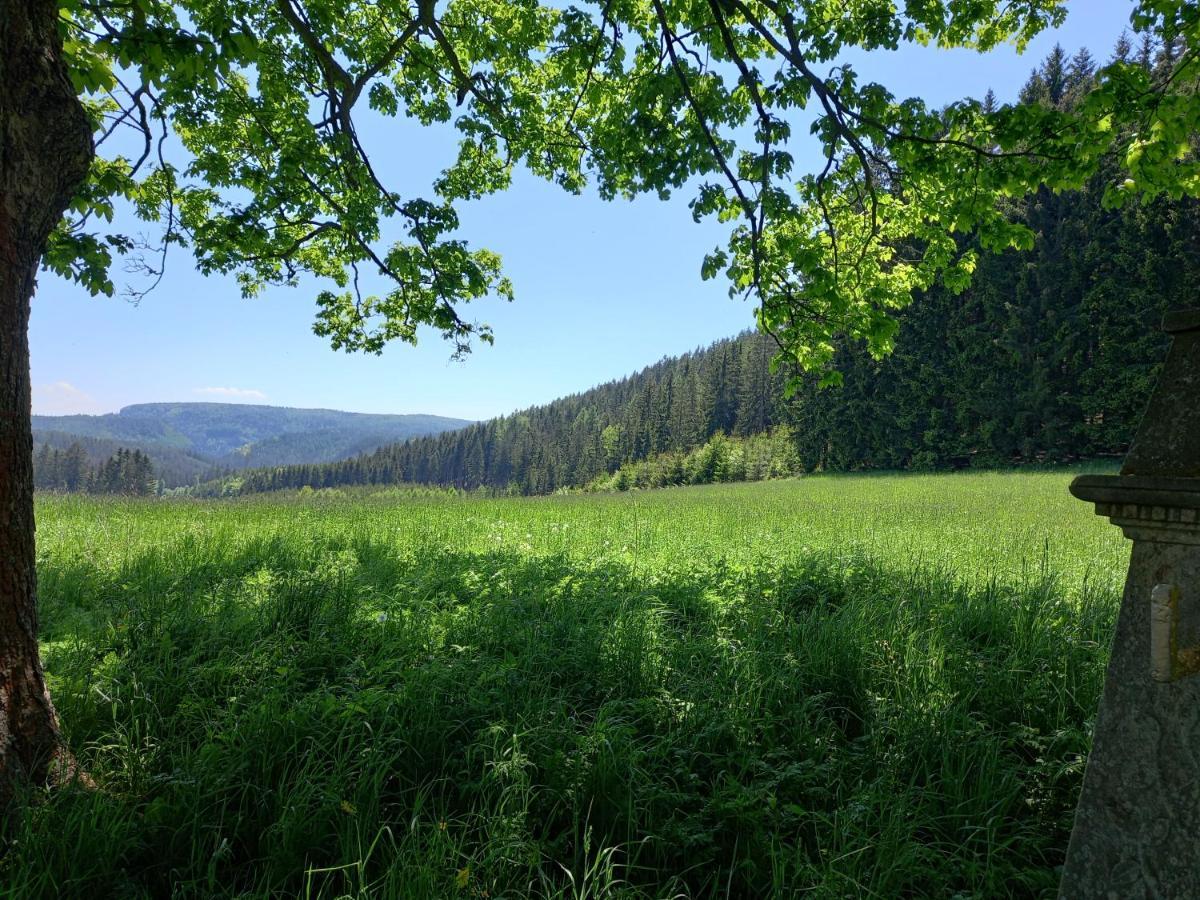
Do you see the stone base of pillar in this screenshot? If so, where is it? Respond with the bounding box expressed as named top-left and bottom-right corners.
top-left (1061, 477), bottom-right (1200, 899)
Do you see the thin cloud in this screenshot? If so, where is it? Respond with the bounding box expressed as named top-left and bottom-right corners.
top-left (32, 381), bottom-right (107, 416)
top-left (193, 386), bottom-right (269, 402)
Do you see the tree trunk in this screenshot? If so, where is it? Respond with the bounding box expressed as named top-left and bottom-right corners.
top-left (0, 0), bottom-right (95, 811)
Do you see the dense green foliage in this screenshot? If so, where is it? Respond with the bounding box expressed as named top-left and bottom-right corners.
top-left (792, 39), bottom-right (1198, 469)
top-left (34, 443), bottom-right (156, 495)
top-left (32, 403), bottom-right (470, 488)
top-left (587, 428), bottom-right (803, 492)
top-left (55, 0), bottom-right (1200, 379)
top-left (8, 472), bottom-right (1123, 897)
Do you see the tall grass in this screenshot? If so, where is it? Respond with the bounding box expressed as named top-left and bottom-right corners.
top-left (5, 471), bottom-right (1127, 897)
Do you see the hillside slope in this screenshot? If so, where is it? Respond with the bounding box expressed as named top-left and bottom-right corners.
top-left (227, 329), bottom-right (788, 495)
top-left (34, 403), bottom-right (471, 487)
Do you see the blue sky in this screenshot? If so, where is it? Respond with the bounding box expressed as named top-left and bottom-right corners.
top-left (32, 0), bottom-right (1138, 421)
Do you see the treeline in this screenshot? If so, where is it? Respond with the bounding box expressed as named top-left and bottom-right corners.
top-left (218, 40), bottom-right (1195, 497)
top-left (35, 443), bottom-right (157, 495)
top-left (32, 428), bottom-right (219, 488)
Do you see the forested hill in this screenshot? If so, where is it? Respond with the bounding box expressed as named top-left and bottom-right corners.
top-left (229, 42), bottom-right (1197, 497)
top-left (34, 402), bottom-right (471, 487)
top-left (233, 331), bottom-right (789, 495)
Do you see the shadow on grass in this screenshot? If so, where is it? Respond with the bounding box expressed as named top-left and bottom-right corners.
top-left (8, 537), bottom-right (1116, 899)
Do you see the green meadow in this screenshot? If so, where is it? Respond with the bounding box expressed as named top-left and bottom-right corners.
top-left (8, 471), bottom-right (1128, 898)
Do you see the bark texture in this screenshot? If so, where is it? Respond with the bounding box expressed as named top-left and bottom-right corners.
top-left (0, 0), bottom-right (94, 812)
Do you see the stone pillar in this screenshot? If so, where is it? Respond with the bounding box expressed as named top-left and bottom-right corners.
top-left (1061, 310), bottom-right (1200, 898)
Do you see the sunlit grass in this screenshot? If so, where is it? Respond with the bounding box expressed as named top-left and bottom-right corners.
top-left (7, 470), bottom-right (1127, 898)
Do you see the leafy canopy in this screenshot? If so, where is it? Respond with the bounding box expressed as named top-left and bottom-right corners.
top-left (53, 0), bottom-right (1200, 379)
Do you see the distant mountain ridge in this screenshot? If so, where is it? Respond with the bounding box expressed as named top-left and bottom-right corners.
top-left (33, 402), bottom-right (471, 487)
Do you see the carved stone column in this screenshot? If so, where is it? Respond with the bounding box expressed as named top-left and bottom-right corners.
top-left (1061, 310), bottom-right (1200, 898)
